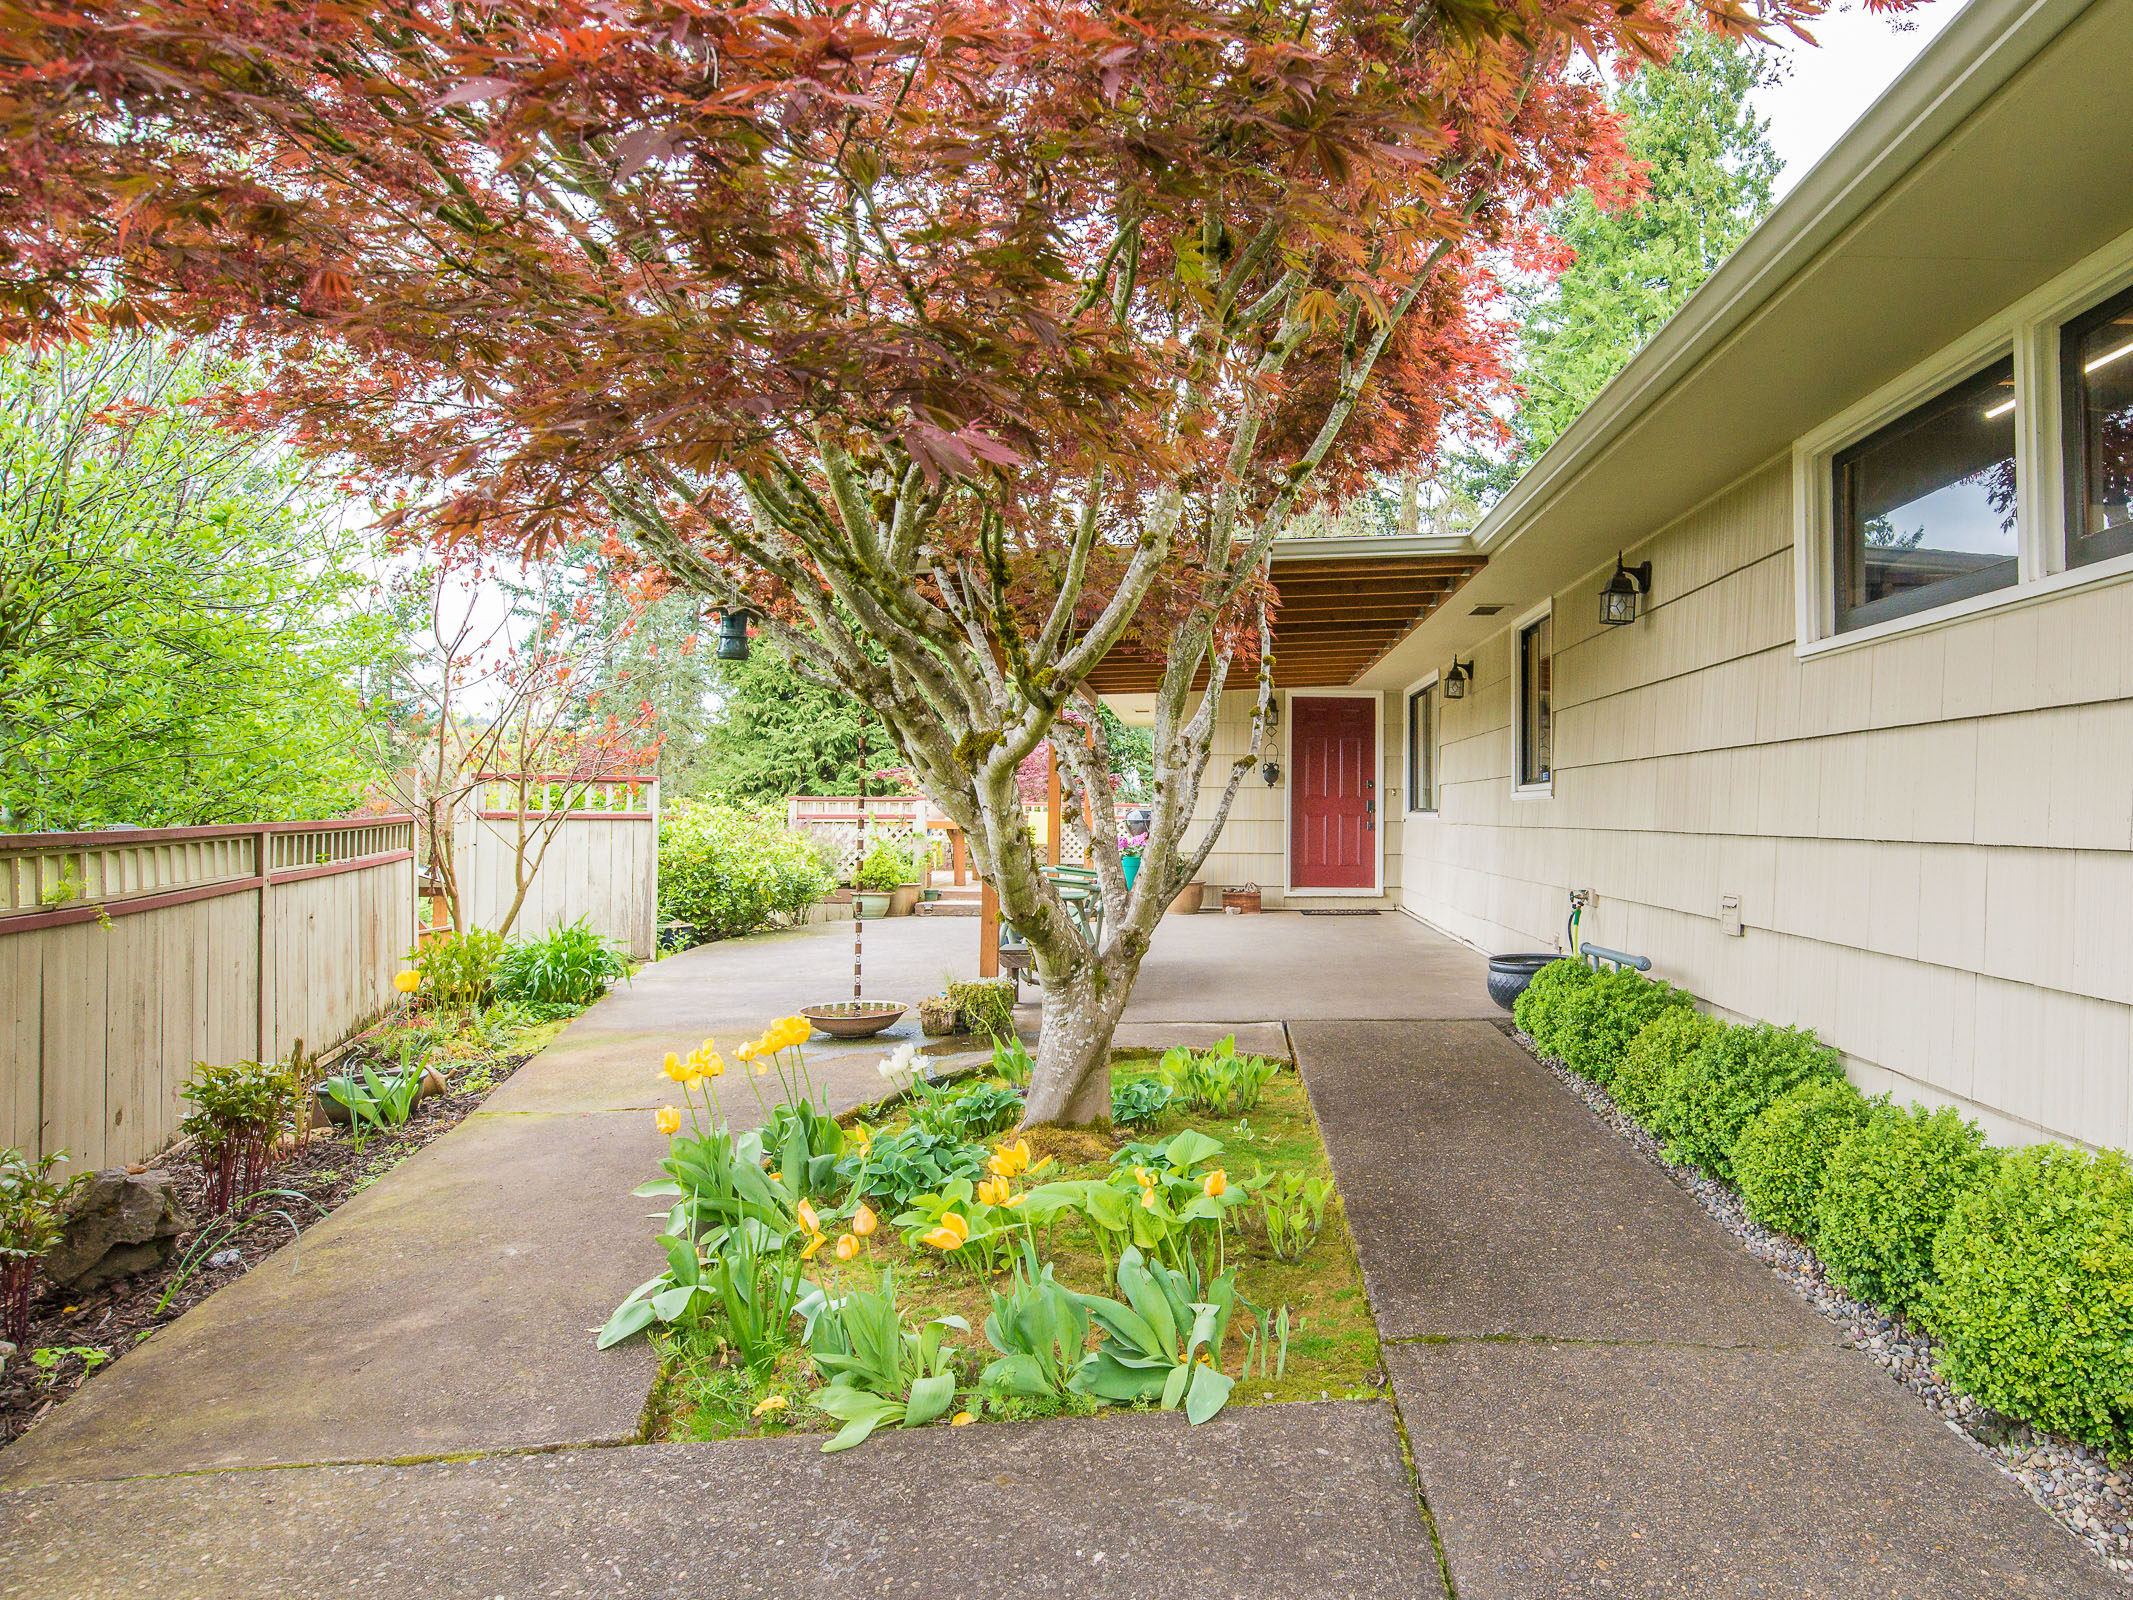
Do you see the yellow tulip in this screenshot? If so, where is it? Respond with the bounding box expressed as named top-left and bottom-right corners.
top-left (852, 1202), bottom-right (879, 1238)
top-left (977, 1178), bottom-right (1009, 1208)
top-left (752, 1394), bottom-right (789, 1417)
top-left (801, 1230), bottom-right (827, 1261)
top-left (1133, 1166), bottom-right (1156, 1189)
top-left (393, 970), bottom-right (422, 994)
top-left (1140, 1188), bottom-right (1159, 1210)
top-left (989, 1138), bottom-right (1035, 1179)
top-left (797, 1199), bottom-right (820, 1233)
top-left (920, 1213), bottom-right (970, 1252)
top-left (834, 1233), bottom-right (861, 1262)
top-left (735, 1041), bottom-right (756, 1063)
top-left (950, 1412), bottom-right (975, 1426)
top-left (1203, 1169), bottom-right (1227, 1199)
top-left (663, 1053), bottom-right (689, 1083)
top-left (767, 1169), bottom-right (782, 1183)
top-left (849, 1123), bottom-right (873, 1156)
top-left (655, 1106), bottom-right (681, 1136)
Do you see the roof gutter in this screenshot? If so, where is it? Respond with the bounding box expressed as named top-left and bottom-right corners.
top-left (1471, 0), bottom-right (2092, 558)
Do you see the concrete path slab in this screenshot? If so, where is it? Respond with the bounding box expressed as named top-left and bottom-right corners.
top-left (1128, 911), bottom-right (1497, 1022)
top-left (1387, 1339), bottom-right (2118, 1599)
top-left (0, 1401), bottom-right (1441, 1600)
top-left (1293, 1019), bottom-right (1831, 1346)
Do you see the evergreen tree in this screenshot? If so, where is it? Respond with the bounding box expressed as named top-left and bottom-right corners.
top-left (1465, 32), bottom-right (1781, 501)
top-left (698, 647), bottom-right (877, 805)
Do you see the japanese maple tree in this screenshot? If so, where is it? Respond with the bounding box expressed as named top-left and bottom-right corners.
top-left (0, 0), bottom-right (1874, 1122)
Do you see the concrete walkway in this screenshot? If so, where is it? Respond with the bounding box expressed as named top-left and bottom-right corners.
top-left (0, 914), bottom-right (2120, 1598)
top-left (1297, 1018), bottom-right (2121, 1599)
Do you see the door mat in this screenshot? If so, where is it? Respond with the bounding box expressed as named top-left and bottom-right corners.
top-left (1300, 909), bottom-right (1380, 916)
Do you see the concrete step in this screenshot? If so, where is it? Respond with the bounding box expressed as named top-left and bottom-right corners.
top-left (914, 902), bottom-right (980, 918)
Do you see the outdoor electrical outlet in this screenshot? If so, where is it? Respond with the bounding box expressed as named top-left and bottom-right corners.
top-left (1720, 894), bottom-right (1744, 938)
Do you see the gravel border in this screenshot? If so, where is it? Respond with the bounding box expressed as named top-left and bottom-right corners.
top-left (1511, 1026), bottom-right (2133, 1581)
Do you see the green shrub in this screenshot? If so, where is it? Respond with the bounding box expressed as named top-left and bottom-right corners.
top-left (937, 1082), bottom-right (1025, 1139)
top-left (410, 927), bottom-right (504, 1010)
top-left (180, 1058), bottom-right (300, 1213)
top-left (0, 1148), bottom-right (86, 1343)
top-left (658, 799), bottom-right (835, 940)
top-left (854, 839), bottom-right (921, 892)
top-left (1813, 1104), bottom-right (1995, 1318)
top-left (1613, 1009), bottom-right (1724, 1128)
top-left (947, 978), bottom-right (1016, 1041)
top-left (1559, 968), bottom-right (1693, 1085)
top-left (494, 918), bottom-right (628, 1009)
top-left (1512, 959), bottom-right (1594, 1061)
top-left (1647, 1022), bottom-right (1840, 1181)
top-left (1929, 1145), bottom-right (2133, 1456)
top-left (1731, 1076), bottom-right (1874, 1239)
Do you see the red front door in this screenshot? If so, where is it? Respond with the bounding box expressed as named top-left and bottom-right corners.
top-left (1289, 695), bottom-right (1377, 890)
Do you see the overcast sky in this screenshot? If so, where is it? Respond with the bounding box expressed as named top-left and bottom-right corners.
top-left (1752, 2), bottom-right (1962, 196)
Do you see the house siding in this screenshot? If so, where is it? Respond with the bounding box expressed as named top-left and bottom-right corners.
top-left (1400, 460), bottom-right (2133, 1152)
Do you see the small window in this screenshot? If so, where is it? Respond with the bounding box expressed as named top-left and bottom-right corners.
top-left (1407, 684), bottom-right (1436, 812)
top-left (2062, 282), bottom-right (2133, 570)
top-left (1830, 356), bottom-right (2019, 633)
top-left (1517, 615), bottom-right (1552, 789)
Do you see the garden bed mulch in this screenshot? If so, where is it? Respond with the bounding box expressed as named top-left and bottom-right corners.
top-left (0, 1013), bottom-right (560, 1453)
top-left (1510, 1022), bottom-right (2133, 1582)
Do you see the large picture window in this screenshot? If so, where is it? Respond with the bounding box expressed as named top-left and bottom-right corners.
top-left (1407, 683), bottom-right (1436, 813)
top-left (2062, 282), bottom-right (2133, 570)
top-left (1517, 614), bottom-right (1552, 790)
top-left (1830, 356), bottom-right (2019, 633)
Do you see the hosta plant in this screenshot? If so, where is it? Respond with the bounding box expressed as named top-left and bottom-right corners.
top-left (1069, 1247), bottom-right (1238, 1425)
top-left (1110, 1077), bottom-right (1174, 1129)
top-left (840, 1124), bottom-right (988, 1212)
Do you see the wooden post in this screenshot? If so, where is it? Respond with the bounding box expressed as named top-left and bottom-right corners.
top-left (1046, 743), bottom-right (1062, 868)
top-left (255, 827), bottom-right (273, 1063)
top-left (952, 828), bottom-right (969, 887)
top-left (979, 877), bottom-right (1000, 978)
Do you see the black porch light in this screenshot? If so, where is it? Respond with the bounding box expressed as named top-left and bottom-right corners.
top-left (1261, 759), bottom-right (1282, 787)
top-left (714, 607), bottom-right (754, 661)
top-left (1441, 658), bottom-right (1473, 700)
top-left (1599, 555), bottom-right (1652, 627)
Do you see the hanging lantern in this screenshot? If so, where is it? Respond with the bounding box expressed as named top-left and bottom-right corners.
top-left (715, 607), bottom-right (754, 661)
top-left (1441, 658), bottom-right (1473, 700)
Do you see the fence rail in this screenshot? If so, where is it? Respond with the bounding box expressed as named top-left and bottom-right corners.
top-left (1, 817), bottom-right (417, 1172)
top-left (454, 778), bottom-right (659, 958)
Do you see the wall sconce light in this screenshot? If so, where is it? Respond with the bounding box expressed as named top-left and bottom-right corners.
top-left (1261, 759), bottom-right (1282, 787)
top-left (714, 607), bottom-right (754, 661)
top-left (1598, 556), bottom-right (1652, 627)
top-left (1441, 658), bottom-right (1472, 700)
top-left (1265, 696), bottom-right (1281, 729)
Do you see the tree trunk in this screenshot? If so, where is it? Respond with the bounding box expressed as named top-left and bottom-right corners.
top-left (1018, 954), bottom-right (1136, 1128)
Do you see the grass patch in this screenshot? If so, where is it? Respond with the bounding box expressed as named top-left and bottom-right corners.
top-left (654, 1052), bottom-right (1378, 1441)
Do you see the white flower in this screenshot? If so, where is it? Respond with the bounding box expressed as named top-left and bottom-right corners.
top-left (878, 1041), bottom-right (919, 1081)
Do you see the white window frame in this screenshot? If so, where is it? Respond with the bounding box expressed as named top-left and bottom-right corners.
top-left (1403, 671), bottom-right (1439, 816)
top-left (1795, 222), bottom-right (2133, 657)
top-left (1511, 600), bottom-right (1554, 799)
top-left (1281, 687), bottom-right (1386, 898)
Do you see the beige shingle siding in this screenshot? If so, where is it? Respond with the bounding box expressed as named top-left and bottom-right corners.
top-left (1401, 460), bottom-right (2133, 1151)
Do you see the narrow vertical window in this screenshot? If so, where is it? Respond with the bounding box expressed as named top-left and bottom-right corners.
top-left (1517, 615), bottom-right (1552, 789)
top-left (1408, 684), bottom-right (1436, 812)
top-left (1830, 355), bottom-right (2018, 631)
top-left (2062, 282), bottom-right (2133, 569)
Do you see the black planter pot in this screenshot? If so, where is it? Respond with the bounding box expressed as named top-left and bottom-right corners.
top-left (1486, 952), bottom-right (1561, 1014)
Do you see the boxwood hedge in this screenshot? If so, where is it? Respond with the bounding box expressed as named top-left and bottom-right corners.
top-left (1647, 1022), bottom-right (1841, 1182)
top-left (1929, 1145), bottom-right (2133, 1458)
top-left (1731, 1076), bottom-right (1875, 1240)
top-left (1813, 1104), bottom-right (1995, 1320)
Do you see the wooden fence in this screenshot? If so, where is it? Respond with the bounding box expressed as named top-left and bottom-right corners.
top-left (453, 775), bottom-right (659, 959)
top-left (0, 818), bottom-right (417, 1173)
